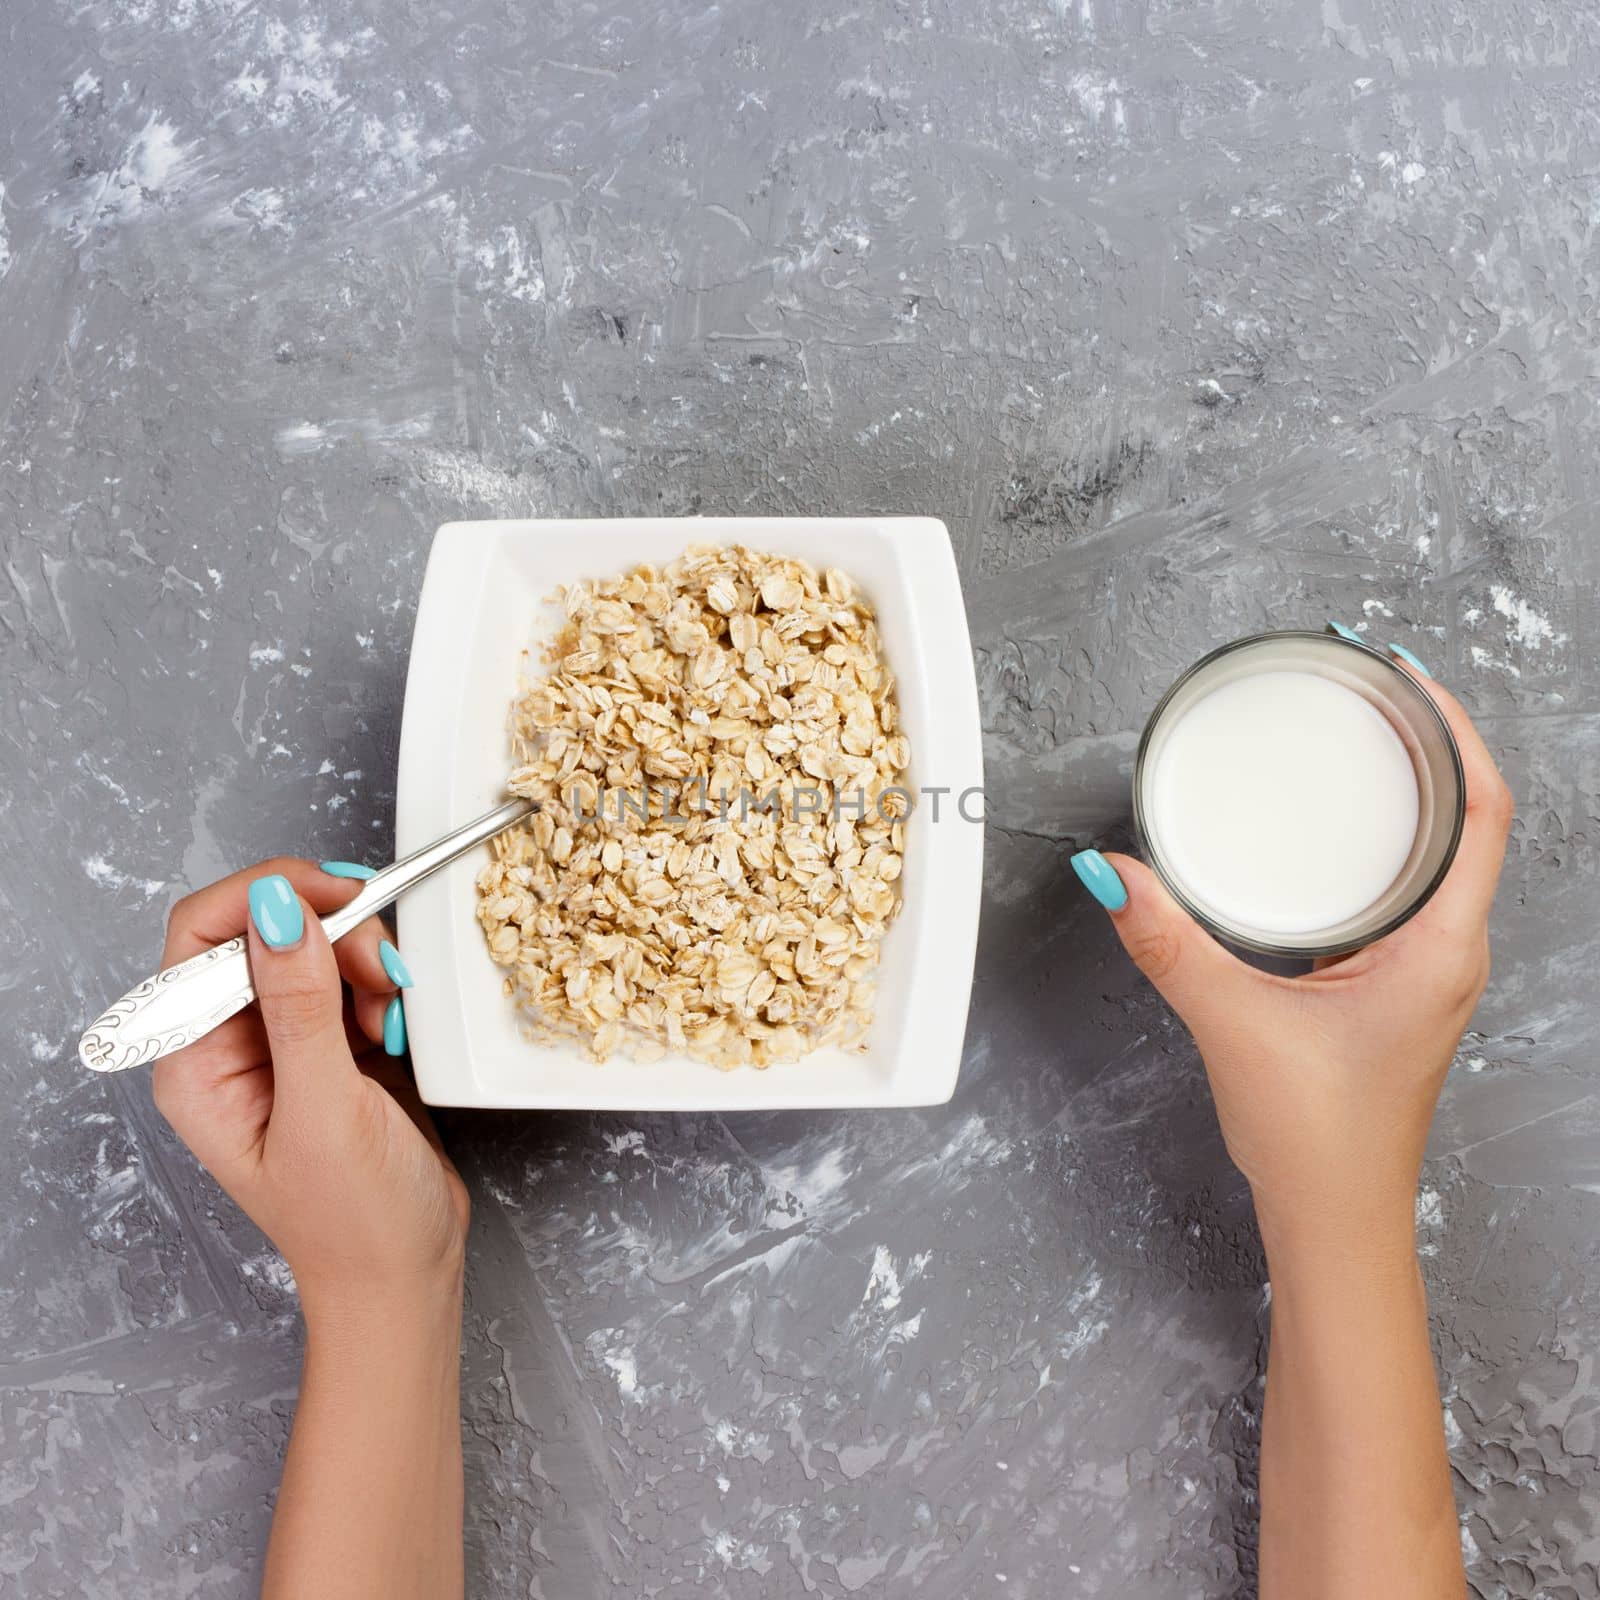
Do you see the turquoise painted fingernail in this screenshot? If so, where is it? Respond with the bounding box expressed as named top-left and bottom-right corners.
top-left (248, 874), bottom-right (304, 949)
top-left (1325, 621), bottom-right (1365, 645)
top-left (1070, 849), bottom-right (1128, 913)
top-left (320, 861), bottom-right (377, 880)
top-left (378, 939), bottom-right (414, 989)
top-left (1386, 642), bottom-right (1432, 678)
top-left (383, 995), bottom-right (407, 1057)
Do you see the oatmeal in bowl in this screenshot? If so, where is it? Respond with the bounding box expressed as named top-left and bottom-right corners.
top-left (475, 546), bottom-right (909, 1071)
top-left (396, 516), bottom-right (978, 1110)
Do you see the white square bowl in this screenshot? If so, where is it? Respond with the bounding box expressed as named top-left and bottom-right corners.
top-left (395, 517), bottom-right (984, 1110)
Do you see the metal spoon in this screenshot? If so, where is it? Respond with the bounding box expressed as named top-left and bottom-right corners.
top-left (78, 796), bottom-right (536, 1073)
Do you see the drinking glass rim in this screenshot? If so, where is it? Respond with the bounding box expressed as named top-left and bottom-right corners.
top-left (1130, 629), bottom-right (1467, 959)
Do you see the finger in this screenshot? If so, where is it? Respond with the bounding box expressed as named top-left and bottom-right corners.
top-left (352, 987), bottom-right (390, 1045)
top-left (333, 913), bottom-right (407, 1001)
top-left (156, 943), bottom-right (390, 1091)
top-left (1072, 850), bottom-right (1257, 1033)
top-left (166, 860), bottom-right (404, 1043)
top-left (156, 1007), bottom-right (269, 1088)
top-left (164, 858), bottom-right (369, 965)
top-left (243, 873), bottom-right (358, 1122)
top-left (1383, 651), bottom-right (1514, 932)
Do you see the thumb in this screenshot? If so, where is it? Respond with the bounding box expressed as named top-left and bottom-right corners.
top-left (245, 873), bottom-right (357, 1120)
top-left (1070, 850), bottom-right (1252, 1035)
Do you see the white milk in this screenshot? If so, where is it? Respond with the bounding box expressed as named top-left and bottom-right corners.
top-left (1146, 669), bottom-right (1420, 935)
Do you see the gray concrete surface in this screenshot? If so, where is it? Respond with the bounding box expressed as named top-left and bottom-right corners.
top-left (3, 0), bottom-right (1598, 1595)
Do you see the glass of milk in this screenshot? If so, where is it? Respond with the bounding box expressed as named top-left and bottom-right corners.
top-left (1132, 630), bottom-right (1465, 957)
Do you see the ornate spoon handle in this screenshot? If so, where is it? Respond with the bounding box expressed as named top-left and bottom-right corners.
top-left (77, 797), bottom-right (535, 1073)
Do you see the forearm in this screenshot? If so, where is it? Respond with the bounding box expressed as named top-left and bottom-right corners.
top-left (263, 1273), bottom-right (466, 1600)
top-left (1257, 1207), bottom-right (1463, 1600)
